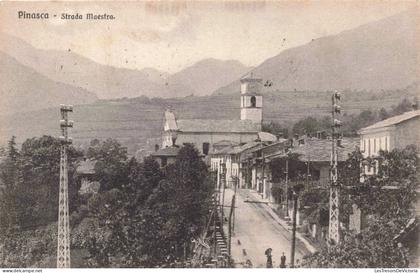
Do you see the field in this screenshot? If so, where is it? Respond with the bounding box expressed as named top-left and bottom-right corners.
top-left (0, 89), bottom-right (417, 156)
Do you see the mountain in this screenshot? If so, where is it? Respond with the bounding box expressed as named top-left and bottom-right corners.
top-left (139, 67), bottom-right (170, 84)
top-left (0, 33), bottom-right (250, 99)
top-left (167, 59), bottom-right (251, 97)
top-left (0, 51), bottom-right (97, 115)
top-left (214, 10), bottom-right (419, 95)
top-left (0, 33), bottom-right (178, 99)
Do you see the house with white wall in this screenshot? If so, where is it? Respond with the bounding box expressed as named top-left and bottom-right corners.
top-left (358, 109), bottom-right (420, 175)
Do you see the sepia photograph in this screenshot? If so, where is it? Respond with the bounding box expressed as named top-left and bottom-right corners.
top-left (0, 0), bottom-right (419, 269)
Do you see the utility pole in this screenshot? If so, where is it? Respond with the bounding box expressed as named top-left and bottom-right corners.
top-left (57, 105), bottom-right (73, 268)
top-left (290, 190), bottom-right (298, 268)
top-left (329, 91), bottom-right (342, 245)
top-left (285, 151), bottom-right (290, 218)
top-left (228, 194), bottom-right (235, 262)
top-left (221, 162), bottom-right (226, 227)
top-left (232, 177), bottom-right (238, 233)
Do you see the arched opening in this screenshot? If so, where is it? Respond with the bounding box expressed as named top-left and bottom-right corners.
top-left (250, 96), bottom-right (256, 107)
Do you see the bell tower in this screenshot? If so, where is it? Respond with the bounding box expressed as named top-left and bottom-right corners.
top-left (240, 74), bottom-right (263, 125)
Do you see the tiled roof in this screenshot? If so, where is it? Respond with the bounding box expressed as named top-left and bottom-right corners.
top-left (359, 110), bottom-right (420, 133)
top-left (211, 141), bottom-right (262, 155)
top-left (151, 146), bottom-right (180, 157)
top-left (292, 138), bottom-right (359, 162)
top-left (258, 132), bottom-right (277, 142)
top-left (177, 119), bottom-right (260, 133)
top-left (76, 159), bottom-right (96, 175)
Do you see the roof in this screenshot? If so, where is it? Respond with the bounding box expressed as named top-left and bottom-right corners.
top-left (211, 141), bottom-right (262, 155)
top-left (291, 137), bottom-right (359, 162)
top-left (151, 146), bottom-right (180, 157)
top-left (255, 138), bottom-right (289, 157)
top-left (76, 159), bottom-right (96, 175)
top-left (176, 119), bottom-right (260, 133)
top-left (258, 132), bottom-right (277, 142)
top-left (359, 110), bottom-right (420, 133)
top-left (240, 73), bottom-right (262, 82)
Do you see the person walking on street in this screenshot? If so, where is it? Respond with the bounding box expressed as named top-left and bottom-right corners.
top-left (265, 248), bottom-right (273, 268)
top-left (280, 252), bottom-right (286, 268)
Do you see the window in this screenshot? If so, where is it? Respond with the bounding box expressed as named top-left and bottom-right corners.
top-left (203, 142), bottom-right (210, 155)
top-left (385, 137), bottom-right (388, 151)
top-left (363, 139), bottom-right (366, 152)
top-left (374, 138), bottom-right (376, 153)
top-left (250, 96), bottom-right (256, 107)
top-left (368, 139), bottom-right (371, 156)
top-left (161, 157), bottom-right (167, 167)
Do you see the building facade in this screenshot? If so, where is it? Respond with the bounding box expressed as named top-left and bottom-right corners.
top-left (161, 75), bottom-right (264, 156)
top-left (359, 110), bottom-right (420, 175)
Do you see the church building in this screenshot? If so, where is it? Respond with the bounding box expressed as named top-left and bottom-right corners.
top-left (160, 75), bottom-right (264, 156)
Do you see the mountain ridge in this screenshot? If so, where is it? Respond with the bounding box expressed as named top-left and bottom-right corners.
top-left (0, 50), bottom-right (98, 115)
top-left (214, 9), bottom-right (419, 95)
top-left (0, 33), bottom-right (251, 100)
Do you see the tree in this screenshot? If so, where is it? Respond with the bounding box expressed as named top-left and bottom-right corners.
top-left (87, 138), bottom-right (128, 191)
top-left (138, 144), bottom-right (213, 266)
top-left (83, 144), bottom-right (213, 267)
top-left (0, 136), bottom-right (82, 230)
top-left (292, 116), bottom-right (331, 136)
top-left (303, 218), bottom-right (408, 268)
top-left (378, 108), bottom-right (389, 120)
top-left (304, 145), bottom-right (418, 267)
top-left (0, 136), bottom-right (21, 231)
top-left (262, 121), bottom-right (289, 138)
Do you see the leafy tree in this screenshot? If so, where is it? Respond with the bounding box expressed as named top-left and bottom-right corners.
top-left (262, 121), bottom-right (289, 138)
top-left (303, 218), bottom-right (409, 268)
top-left (87, 138), bottom-right (128, 191)
top-left (83, 144), bottom-right (213, 267)
top-left (391, 98), bottom-right (413, 115)
top-left (0, 136), bottom-right (82, 230)
top-left (292, 116), bottom-right (331, 136)
top-left (378, 108), bottom-right (389, 120)
top-left (304, 145), bottom-right (418, 267)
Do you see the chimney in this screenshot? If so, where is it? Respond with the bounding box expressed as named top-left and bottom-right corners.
top-left (154, 144), bottom-right (159, 152)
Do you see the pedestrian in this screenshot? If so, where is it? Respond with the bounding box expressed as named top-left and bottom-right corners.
top-left (280, 252), bottom-right (286, 268)
top-left (295, 259), bottom-right (301, 268)
top-left (265, 248), bottom-right (273, 268)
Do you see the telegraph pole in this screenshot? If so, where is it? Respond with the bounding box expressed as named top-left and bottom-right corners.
top-left (232, 177), bottom-right (238, 232)
top-left (228, 194), bottom-right (235, 260)
top-left (221, 162), bottom-right (226, 226)
top-left (57, 105), bottom-right (73, 268)
top-left (290, 190), bottom-right (298, 268)
top-left (329, 91), bottom-right (341, 245)
top-left (285, 151), bottom-right (290, 218)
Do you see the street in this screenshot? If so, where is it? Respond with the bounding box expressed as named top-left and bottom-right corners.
top-left (222, 188), bottom-right (306, 268)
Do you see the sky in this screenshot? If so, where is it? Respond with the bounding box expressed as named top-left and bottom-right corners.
top-left (0, 1), bottom-right (416, 73)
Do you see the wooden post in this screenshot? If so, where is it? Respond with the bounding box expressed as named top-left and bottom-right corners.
top-left (290, 191), bottom-right (298, 268)
top-left (228, 194), bottom-right (235, 265)
top-left (285, 157), bottom-right (289, 217)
